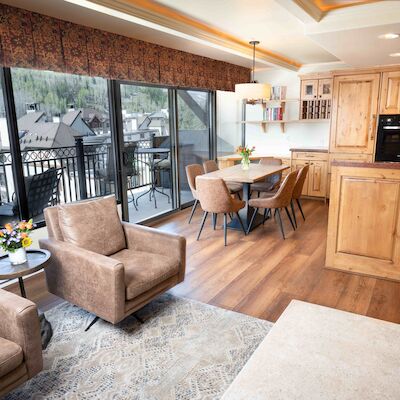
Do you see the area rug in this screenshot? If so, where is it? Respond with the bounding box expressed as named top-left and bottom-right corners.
top-left (6, 294), bottom-right (272, 400)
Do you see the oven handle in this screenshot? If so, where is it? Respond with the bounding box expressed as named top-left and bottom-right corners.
top-left (382, 126), bottom-right (400, 130)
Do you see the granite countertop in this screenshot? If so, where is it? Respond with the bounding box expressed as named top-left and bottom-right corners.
top-left (289, 147), bottom-right (329, 153)
top-left (332, 161), bottom-right (400, 169)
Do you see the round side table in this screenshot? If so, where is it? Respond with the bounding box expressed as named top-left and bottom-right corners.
top-left (0, 249), bottom-right (52, 349)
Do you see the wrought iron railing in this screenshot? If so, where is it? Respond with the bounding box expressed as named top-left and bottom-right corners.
top-left (0, 138), bottom-right (155, 206)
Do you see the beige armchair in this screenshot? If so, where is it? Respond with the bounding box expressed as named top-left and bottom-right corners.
top-left (39, 196), bottom-right (186, 326)
top-left (0, 289), bottom-right (43, 397)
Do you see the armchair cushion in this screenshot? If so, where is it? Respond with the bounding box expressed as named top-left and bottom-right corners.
top-left (58, 196), bottom-right (126, 256)
top-left (0, 338), bottom-right (23, 378)
top-left (110, 249), bottom-right (180, 300)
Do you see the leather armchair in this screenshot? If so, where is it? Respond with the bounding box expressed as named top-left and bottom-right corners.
top-left (39, 199), bottom-right (186, 325)
top-left (0, 289), bottom-right (43, 397)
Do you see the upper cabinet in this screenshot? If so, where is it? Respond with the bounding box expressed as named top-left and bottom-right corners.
top-left (301, 79), bottom-right (319, 100)
top-left (318, 79), bottom-right (333, 100)
top-left (380, 71), bottom-right (400, 114)
top-left (300, 76), bottom-right (332, 120)
top-left (330, 73), bottom-right (380, 154)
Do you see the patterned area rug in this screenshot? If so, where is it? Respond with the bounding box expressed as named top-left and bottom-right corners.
top-left (6, 294), bottom-right (272, 400)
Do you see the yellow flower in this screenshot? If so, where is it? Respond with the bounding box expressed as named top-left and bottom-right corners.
top-left (22, 237), bottom-right (32, 248)
top-left (4, 223), bottom-right (12, 233)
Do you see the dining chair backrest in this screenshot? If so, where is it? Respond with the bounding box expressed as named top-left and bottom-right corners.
top-left (203, 160), bottom-right (219, 173)
top-left (259, 157), bottom-right (283, 186)
top-left (185, 164), bottom-right (204, 197)
top-left (196, 176), bottom-right (234, 213)
top-left (292, 165), bottom-right (310, 200)
top-left (271, 170), bottom-right (298, 208)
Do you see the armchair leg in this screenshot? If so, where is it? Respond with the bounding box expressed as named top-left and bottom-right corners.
top-left (212, 213), bottom-right (218, 230)
top-left (296, 199), bottom-right (305, 221)
top-left (263, 208), bottom-right (268, 224)
top-left (285, 206), bottom-right (296, 231)
top-left (276, 208), bottom-right (285, 240)
top-left (197, 211), bottom-right (208, 241)
top-left (188, 199), bottom-right (199, 224)
top-left (223, 213), bottom-right (228, 246)
top-left (85, 316), bottom-right (99, 332)
top-left (290, 199), bottom-right (297, 229)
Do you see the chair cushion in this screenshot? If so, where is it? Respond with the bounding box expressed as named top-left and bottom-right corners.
top-left (110, 249), bottom-right (180, 300)
top-left (227, 182), bottom-right (243, 193)
top-left (58, 196), bottom-right (126, 256)
top-left (0, 337), bottom-right (23, 378)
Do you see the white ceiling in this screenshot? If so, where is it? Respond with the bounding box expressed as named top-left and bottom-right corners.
top-left (1, 0), bottom-right (400, 70)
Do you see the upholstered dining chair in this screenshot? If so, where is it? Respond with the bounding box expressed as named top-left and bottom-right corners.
top-left (291, 164), bottom-right (310, 228)
top-left (39, 196), bottom-right (186, 328)
top-left (0, 289), bottom-right (43, 397)
top-left (250, 157), bottom-right (282, 197)
top-left (202, 160), bottom-right (242, 198)
top-left (195, 176), bottom-right (246, 246)
top-left (247, 170), bottom-right (298, 239)
top-left (185, 164), bottom-right (204, 224)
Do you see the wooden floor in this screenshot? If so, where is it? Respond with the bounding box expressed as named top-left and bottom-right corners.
top-left (5, 199), bottom-right (400, 323)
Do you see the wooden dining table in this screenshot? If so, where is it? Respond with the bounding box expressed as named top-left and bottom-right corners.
top-left (203, 163), bottom-right (290, 231)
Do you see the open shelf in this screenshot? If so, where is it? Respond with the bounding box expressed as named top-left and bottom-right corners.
top-left (240, 118), bottom-right (330, 133)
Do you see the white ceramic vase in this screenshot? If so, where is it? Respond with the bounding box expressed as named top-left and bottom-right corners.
top-left (8, 247), bottom-right (27, 265)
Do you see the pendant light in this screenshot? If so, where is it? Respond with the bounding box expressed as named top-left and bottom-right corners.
top-left (235, 41), bottom-right (271, 101)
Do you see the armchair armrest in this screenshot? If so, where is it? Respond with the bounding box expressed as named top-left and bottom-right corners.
top-left (122, 222), bottom-right (186, 281)
top-left (0, 289), bottom-right (42, 378)
top-left (39, 238), bottom-right (125, 324)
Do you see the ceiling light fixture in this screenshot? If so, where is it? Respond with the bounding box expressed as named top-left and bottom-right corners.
top-left (235, 41), bottom-right (271, 101)
top-left (389, 53), bottom-right (400, 57)
top-left (378, 33), bottom-right (399, 40)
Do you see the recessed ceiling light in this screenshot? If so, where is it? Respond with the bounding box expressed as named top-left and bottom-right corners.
top-left (389, 53), bottom-right (400, 57)
top-left (378, 33), bottom-right (399, 40)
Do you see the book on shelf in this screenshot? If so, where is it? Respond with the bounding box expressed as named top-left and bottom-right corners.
top-left (264, 106), bottom-right (283, 121)
top-left (270, 86), bottom-right (287, 101)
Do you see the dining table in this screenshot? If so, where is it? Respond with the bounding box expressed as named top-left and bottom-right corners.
top-left (203, 163), bottom-right (290, 232)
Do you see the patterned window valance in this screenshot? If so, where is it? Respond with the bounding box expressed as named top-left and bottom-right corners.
top-left (0, 4), bottom-right (250, 91)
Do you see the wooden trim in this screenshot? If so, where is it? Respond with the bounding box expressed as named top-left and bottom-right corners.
top-left (90, 0), bottom-right (302, 71)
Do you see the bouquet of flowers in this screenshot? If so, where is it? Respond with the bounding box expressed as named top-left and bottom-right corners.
top-left (236, 146), bottom-right (255, 170)
top-left (0, 220), bottom-right (34, 264)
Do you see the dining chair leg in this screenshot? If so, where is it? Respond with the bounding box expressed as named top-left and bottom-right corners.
top-left (188, 199), bottom-right (199, 224)
top-left (285, 207), bottom-right (296, 231)
top-left (247, 208), bottom-right (258, 234)
top-left (237, 192), bottom-right (242, 200)
top-left (197, 211), bottom-right (208, 241)
top-left (263, 208), bottom-right (268, 225)
top-left (276, 208), bottom-right (285, 240)
top-left (212, 213), bottom-right (218, 230)
top-left (236, 212), bottom-right (247, 235)
top-left (296, 199), bottom-right (305, 221)
top-left (290, 199), bottom-right (297, 229)
top-left (223, 213), bottom-right (228, 246)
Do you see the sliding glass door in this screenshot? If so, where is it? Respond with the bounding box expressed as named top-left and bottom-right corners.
top-left (176, 89), bottom-right (211, 206)
top-left (119, 83), bottom-right (175, 223)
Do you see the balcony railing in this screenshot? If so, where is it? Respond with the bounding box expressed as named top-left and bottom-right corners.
top-left (0, 138), bottom-right (155, 207)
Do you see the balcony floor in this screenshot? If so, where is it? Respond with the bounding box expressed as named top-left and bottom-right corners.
top-left (127, 186), bottom-right (193, 223)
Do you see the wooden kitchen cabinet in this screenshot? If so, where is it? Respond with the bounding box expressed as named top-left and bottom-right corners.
top-left (291, 151), bottom-right (327, 198)
top-left (301, 79), bottom-right (319, 100)
top-left (330, 73), bottom-right (380, 154)
top-left (326, 163), bottom-right (400, 281)
top-left (318, 78), bottom-right (332, 100)
top-left (380, 71), bottom-right (400, 114)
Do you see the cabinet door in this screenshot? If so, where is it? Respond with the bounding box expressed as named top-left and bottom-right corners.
top-left (308, 161), bottom-right (327, 197)
top-left (318, 78), bottom-right (333, 100)
top-left (292, 160), bottom-right (309, 196)
top-left (380, 71), bottom-right (400, 114)
top-left (330, 73), bottom-right (380, 154)
top-left (301, 80), bottom-right (318, 100)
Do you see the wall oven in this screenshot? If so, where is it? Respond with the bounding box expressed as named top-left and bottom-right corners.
top-left (375, 114), bottom-right (400, 162)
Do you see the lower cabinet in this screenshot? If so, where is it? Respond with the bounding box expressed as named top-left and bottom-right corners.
top-left (291, 152), bottom-right (328, 198)
top-left (326, 163), bottom-right (400, 281)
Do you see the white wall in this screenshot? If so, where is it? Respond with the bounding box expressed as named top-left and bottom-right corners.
top-left (244, 66), bottom-right (332, 156)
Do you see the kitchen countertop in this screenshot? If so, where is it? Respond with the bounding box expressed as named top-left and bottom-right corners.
top-left (289, 147), bottom-right (329, 153)
top-left (332, 161), bottom-right (400, 169)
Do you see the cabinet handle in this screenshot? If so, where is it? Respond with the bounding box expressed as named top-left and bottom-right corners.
top-left (370, 114), bottom-right (377, 140)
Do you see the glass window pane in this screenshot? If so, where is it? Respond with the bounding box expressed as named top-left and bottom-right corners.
top-left (9, 68), bottom-right (112, 223)
top-left (120, 84), bottom-right (172, 223)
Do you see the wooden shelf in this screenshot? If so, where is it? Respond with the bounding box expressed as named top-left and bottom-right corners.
top-left (240, 118), bottom-right (330, 133)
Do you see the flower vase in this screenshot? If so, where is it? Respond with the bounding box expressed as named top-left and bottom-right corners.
top-left (241, 156), bottom-right (250, 170)
top-left (8, 248), bottom-right (27, 265)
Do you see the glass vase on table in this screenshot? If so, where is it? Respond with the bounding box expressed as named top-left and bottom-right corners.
top-left (237, 146), bottom-right (255, 170)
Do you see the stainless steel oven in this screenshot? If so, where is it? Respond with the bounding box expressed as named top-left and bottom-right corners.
top-left (375, 114), bottom-right (400, 162)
